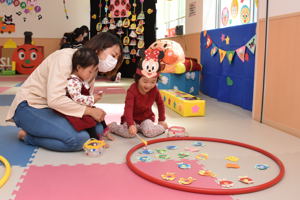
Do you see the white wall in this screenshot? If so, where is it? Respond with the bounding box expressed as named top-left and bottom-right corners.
top-left (0, 0), bottom-right (89, 38)
top-left (259, 0), bottom-right (300, 19)
top-left (185, 0), bottom-right (203, 34)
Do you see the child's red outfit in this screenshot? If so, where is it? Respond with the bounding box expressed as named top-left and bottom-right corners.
top-left (62, 75), bottom-right (96, 131)
top-left (121, 82), bottom-right (165, 125)
top-left (61, 75), bottom-right (106, 139)
top-left (110, 82), bottom-right (166, 138)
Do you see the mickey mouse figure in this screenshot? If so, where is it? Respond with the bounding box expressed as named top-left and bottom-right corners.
top-left (136, 48), bottom-right (164, 78)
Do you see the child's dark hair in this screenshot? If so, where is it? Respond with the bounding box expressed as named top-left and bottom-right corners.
top-left (72, 48), bottom-right (99, 72)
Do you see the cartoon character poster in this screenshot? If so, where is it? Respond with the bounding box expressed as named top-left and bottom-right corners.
top-left (220, 0), bottom-right (254, 28)
top-left (0, 15), bottom-right (16, 33)
top-left (231, 0), bottom-right (238, 19)
top-left (240, 5), bottom-right (250, 24)
top-left (221, 7), bottom-right (229, 27)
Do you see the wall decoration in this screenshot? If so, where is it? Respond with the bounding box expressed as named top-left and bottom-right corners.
top-left (137, 0), bottom-right (145, 20)
top-left (63, 0), bottom-right (69, 19)
top-left (221, 7), bottom-right (229, 26)
top-left (12, 31), bottom-right (44, 74)
top-left (236, 46), bottom-right (246, 62)
top-left (1, 0), bottom-right (44, 22)
top-left (220, 0), bottom-right (256, 28)
top-left (246, 35), bottom-right (256, 54)
top-left (210, 44), bottom-right (218, 56)
top-left (0, 15), bottom-right (16, 33)
top-left (201, 23), bottom-right (257, 111)
top-left (218, 49), bottom-right (226, 63)
top-left (203, 31), bottom-right (256, 64)
top-left (110, 0), bottom-right (130, 18)
top-left (240, 5), bottom-right (250, 24)
top-left (226, 76), bottom-right (234, 86)
top-left (90, 0), bottom-right (156, 77)
top-left (231, 0), bottom-right (238, 19)
top-left (226, 51), bottom-right (235, 64)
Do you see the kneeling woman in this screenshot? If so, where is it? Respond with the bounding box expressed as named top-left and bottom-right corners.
top-left (6, 32), bottom-right (123, 152)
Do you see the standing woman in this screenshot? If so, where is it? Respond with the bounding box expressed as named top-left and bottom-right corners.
top-left (6, 32), bottom-right (123, 152)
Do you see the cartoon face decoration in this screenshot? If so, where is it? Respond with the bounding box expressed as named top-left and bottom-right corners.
top-left (4, 15), bottom-right (13, 24)
top-left (12, 44), bottom-right (43, 74)
top-left (149, 40), bottom-right (185, 65)
top-left (137, 48), bottom-right (164, 78)
top-left (141, 59), bottom-right (159, 78)
top-left (221, 7), bottom-right (229, 26)
top-left (231, 0), bottom-right (238, 18)
top-left (240, 5), bottom-right (250, 24)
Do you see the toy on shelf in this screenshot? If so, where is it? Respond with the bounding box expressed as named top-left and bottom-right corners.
top-left (83, 138), bottom-right (106, 157)
top-left (167, 126), bottom-right (187, 137)
top-left (0, 39), bottom-right (17, 75)
top-left (0, 155), bottom-right (11, 188)
top-left (160, 89), bottom-right (206, 117)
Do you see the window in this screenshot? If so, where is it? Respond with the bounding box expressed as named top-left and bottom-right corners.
top-left (156, 0), bottom-right (186, 39)
top-left (203, 0), bottom-right (258, 30)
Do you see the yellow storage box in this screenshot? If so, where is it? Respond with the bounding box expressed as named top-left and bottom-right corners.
top-left (160, 89), bottom-right (205, 117)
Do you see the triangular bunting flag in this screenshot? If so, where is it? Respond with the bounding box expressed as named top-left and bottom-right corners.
top-left (206, 35), bottom-right (212, 48)
top-left (226, 51), bottom-right (235, 64)
top-left (246, 35), bottom-right (256, 54)
top-left (210, 44), bottom-right (218, 56)
top-left (236, 46), bottom-right (246, 62)
top-left (219, 49), bottom-right (226, 63)
top-left (203, 30), bottom-right (207, 37)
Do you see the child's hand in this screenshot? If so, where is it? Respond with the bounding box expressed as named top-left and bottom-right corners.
top-left (86, 107), bottom-right (106, 122)
top-left (93, 91), bottom-right (103, 102)
top-left (158, 121), bottom-right (168, 129)
top-left (128, 125), bottom-right (137, 136)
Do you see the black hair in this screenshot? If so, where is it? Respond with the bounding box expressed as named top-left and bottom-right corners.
top-left (80, 25), bottom-right (90, 43)
top-left (80, 25), bottom-right (89, 34)
top-left (60, 32), bottom-right (73, 49)
top-left (72, 28), bottom-right (85, 42)
top-left (84, 32), bottom-right (123, 76)
top-left (72, 48), bottom-right (99, 73)
top-left (63, 32), bottom-right (73, 43)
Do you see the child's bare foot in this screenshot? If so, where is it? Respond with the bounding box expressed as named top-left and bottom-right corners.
top-left (18, 129), bottom-right (27, 141)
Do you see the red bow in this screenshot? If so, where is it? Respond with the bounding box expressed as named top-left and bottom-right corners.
top-left (144, 49), bottom-right (160, 61)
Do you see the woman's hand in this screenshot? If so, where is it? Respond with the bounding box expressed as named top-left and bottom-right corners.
top-left (84, 107), bottom-right (106, 122)
top-left (93, 91), bottom-right (103, 103)
top-left (158, 121), bottom-right (168, 129)
top-left (128, 125), bottom-right (137, 136)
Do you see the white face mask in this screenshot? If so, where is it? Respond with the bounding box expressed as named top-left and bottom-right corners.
top-left (98, 55), bottom-right (118, 72)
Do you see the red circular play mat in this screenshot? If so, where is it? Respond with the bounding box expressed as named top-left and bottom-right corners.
top-left (126, 137), bottom-right (285, 195)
